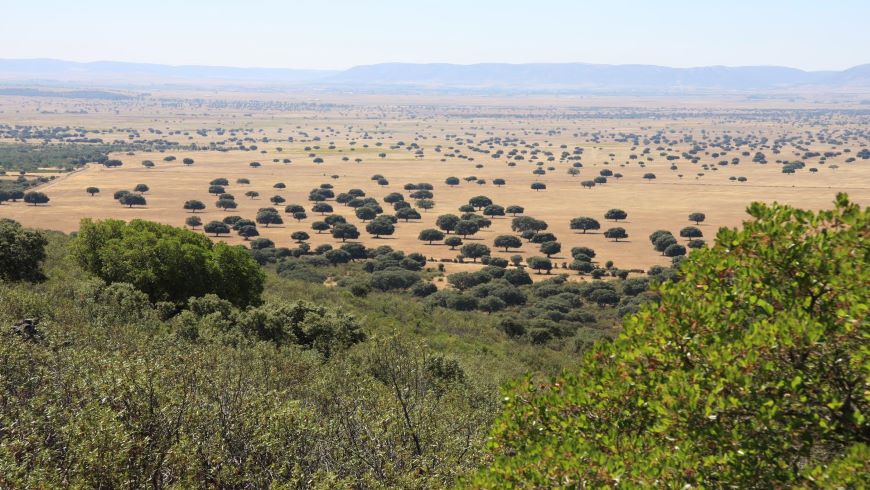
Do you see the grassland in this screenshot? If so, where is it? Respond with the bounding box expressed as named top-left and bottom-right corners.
top-left (1, 93), bottom-right (868, 275)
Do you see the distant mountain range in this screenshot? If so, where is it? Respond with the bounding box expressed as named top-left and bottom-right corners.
top-left (1, 58), bottom-right (868, 94)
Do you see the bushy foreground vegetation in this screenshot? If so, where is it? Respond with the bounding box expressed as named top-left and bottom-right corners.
top-left (469, 194), bottom-right (869, 488)
top-left (0, 222), bottom-right (572, 488)
top-left (0, 194), bottom-right (866, 488)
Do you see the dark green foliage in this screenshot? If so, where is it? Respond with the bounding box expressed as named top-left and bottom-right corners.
top-left (23, 191), bottom-right (50, 205)
top-left (526, 256), bottom-right (552, 274)
top-left (370, 269), bottom-right (421, 291)
top-left (418, 228), bottom-right (445, 244)
top-left (604, 227), bottom-right (628, 241)
top-left (0, 142), bottom-right (141, 172)
top-left (71, 219), bottom-right (264, 307)
top-left (185, 216), bottom-right (202, 229)
top-left (494, 235), bottom-right (522, 251)
top-left (570, 216), bottom-right (600, 233)
top-left (332, 223), bottom-right (360, 242)
top-left (460, 243), bottom-right (490, 262)
top-left (204, 221), bottom-right (230, 236)
top-left (0, 219), bottom-right (47, 281)
top-left (604, 208), bottom-right (627, 221)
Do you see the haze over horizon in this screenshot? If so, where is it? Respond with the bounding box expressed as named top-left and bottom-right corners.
top-left (2, 0), bottom-right (868, 72)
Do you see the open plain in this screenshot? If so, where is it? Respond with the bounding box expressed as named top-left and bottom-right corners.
top-left (2, 93), bottom-right (868, 276)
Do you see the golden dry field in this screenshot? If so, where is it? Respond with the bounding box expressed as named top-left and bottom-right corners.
top-left (2, 93), bottom-right (868, 277)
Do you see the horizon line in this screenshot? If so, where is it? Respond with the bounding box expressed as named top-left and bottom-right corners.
top-left (2, 57), bottom-right (868, 73)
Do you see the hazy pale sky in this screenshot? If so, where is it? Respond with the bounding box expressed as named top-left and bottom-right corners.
top-left (2, 0), bottom-right (867, 70)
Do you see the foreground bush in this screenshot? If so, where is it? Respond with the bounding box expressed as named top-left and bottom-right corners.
top-left (71, 218), bottom-right (264, 307)
top-left (470, 194), bottom-right (869, 487)
top-left (0, 219), bottom-right (47, 282)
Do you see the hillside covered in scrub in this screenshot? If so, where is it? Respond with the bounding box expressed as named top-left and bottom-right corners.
top-left (0, 194), bottom-right (866, 488)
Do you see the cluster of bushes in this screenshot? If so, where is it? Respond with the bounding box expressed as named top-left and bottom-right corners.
top-left (0, 220), bottom-right (500, 487)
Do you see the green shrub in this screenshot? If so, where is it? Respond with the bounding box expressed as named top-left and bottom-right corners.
top-left (469, 194), bottom-right (869, 488)
top-left (71, 219), bottom-right (264, 307)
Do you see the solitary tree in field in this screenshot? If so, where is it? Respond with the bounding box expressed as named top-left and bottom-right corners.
top-left (256, 209), bottom-right (283, 227)
top-left (455, 220), bottom-right (480, 238)
top-left (119, 194), bottom-right (145, 208)
top-left (540, 241), bottom-right (561, 257)
top-left (204, 221), bottom-right (230, 236)
top-left (570, 216), bottom-right (601, 233)
top-left (445, 176), bottom-right (460, 187)
top-left (680, 226), bottom-right (703, 239)
top-left (643, 172), bottom-right (657, 182)
top-left (355, 206), bottom-right (378, 222)
top-left (416, 199), bottom-right (435, 211)
top-left (332, 223), bottom-right (360, 242)
top-left (445, 236), bottom-right (463, 250)
top-left (215, 198), bottom-right (237, 210)
top-left (461, 243), bottom-right (490, 263)
top-left (134, 184), bottom-right (149, 193)
top-left (183, 158), bottom-right (194, 166)
top-left (24, 192), bottom-right (50, 206)
top-left (270, 195), bottom-right (286, 205)
top-left (209, 185), bottom-right (225, 195)
top-left (395, 207), bottom-right (421, 222)
top-left (469, 196), bottom-right (492, 210)
top-left (86, 187), bottom-right (100, 196)
top-left (238, 225), bottom-right (259, 241)
top-left (530, 232), bottom-right (557, 244)
top-left (419, 228), bottom-right (445, 244)
top-left (383, 192), bottom-right (404, 204)
top-left (211, 178), bottom-right (229, 186)
top-left (604, 227), bottom-right (628, 242)
top-left (409, 190), bottom-right (433, 200)
top-left (506, 205), bottom-right (524, 216)
top-left (688, 212), bottom-right (706, 225)
top-left (531, 182), bottom-right (547, 191)
top-left (366, 217), bottom-right (395, 238)
top-left (291, 231), bottom-right (310, 243)
top-left (493, 178), bottom-right (506, 187)
top-left (483, 204), bottom-right (505, 218)
top-left (664, 243), bottom-right (687, 257)
top-left (570, 260), bottom-right (595, 275)
top-left (142, 160), bottom-right (155, 168)
top-left (245, 191), bottom-right (260, 199)
top-left (436, 214), bottom-right (460, 234)
top-left (581, 180), bottom-right (595, 189)
top-left (185, 216), bottom-right (202, 229)
top-left (494, 235), bottom-right (523, 252)
top-left (312, 202), bottom-right (334, 215)
top-left (527, 256), bottom-right (553, 274)
top-left (605, 209), bottom-right (627, 222)
top-left (312, 221), bottom-right (330, 234)
top-left (511, 216), bottom-right (548, 234)
top-left (184, 200), bottom-right (206, 213)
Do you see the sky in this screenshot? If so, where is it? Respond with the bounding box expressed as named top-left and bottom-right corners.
top-left (1, 0), bottom-right (867, 71)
